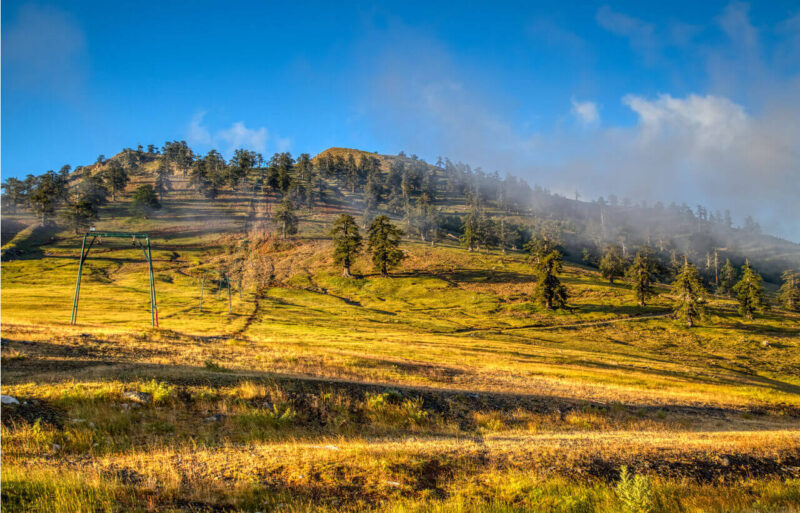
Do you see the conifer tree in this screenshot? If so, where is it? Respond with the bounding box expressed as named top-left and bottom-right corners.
top-left (461, 210), bottom-right (481, 252)
top-left (367, 215), bottom-right (404, 276)
top-left (671, 258), bottom-right (707, 327)
top-left (62, 199), bottom-right (98, 234)
top-left (599, 245), bottom-right (625, 284)
top-left (330, 214), bottom-right (362, 277)
top-left (154, 158), bottom-right (171, 201)
top-left (274, 198), bottom-right (299, 239)
top-left (625, 248), bottom-right (658, 307)
top-left (778, 270), bottom-right (800, 312)
top-left (533, 250), bottom-right (568, 310)
top-left (733, 261), bottom-right (766, 319)
top-left (1, 177), bottom-right (26, 212)
top-left (524, 220), bottom-right (563, 265)
top-left (102, 161), bottom-right (129, 201)
top-left (76, 174), bottom-right (109, 208)
top-left (718, 258), bottom-right (738, 296)
top-left (129, 185), bottom-right (161, 218)
top-left (29, 172), bottom-right (62, 225)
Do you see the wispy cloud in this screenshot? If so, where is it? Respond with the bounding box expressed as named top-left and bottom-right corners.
top-left (571, 99), bottom-right (599, 124)
top-left (596, 5), bottom-right (659, 65)
top-left (217, 122), bottom-right (268, 153)
top-left (187, 112), bottom-right (285, 156)
top-left (3, 3), bottom-right (89, 99)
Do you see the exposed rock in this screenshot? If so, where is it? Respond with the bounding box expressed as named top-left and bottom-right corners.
top-left (1, 395), bottom-right (20, 405)
top-left (123, 391), bottom-right (153, 404)
top-left (204, 414), bottom-right (225, 422)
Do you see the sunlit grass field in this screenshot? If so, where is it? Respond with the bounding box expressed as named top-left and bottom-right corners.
top-left (2, 182), bottom-right (799, 512)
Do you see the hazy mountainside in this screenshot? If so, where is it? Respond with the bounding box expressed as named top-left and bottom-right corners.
top-left (4, 144), bottom-right (799, 284)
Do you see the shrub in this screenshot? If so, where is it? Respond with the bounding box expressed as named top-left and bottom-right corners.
top-left (364, 392), bottom-right (429, 429)
top-left (615, 466), bottom-right (655, 513)
top-left (237, 403), bottom-right (296, 431)
top-left (140, 380), bottom-right (174, 404)
top-left (204, 360), bottom-right (229, 373)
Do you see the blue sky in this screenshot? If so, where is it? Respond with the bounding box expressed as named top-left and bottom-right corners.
top-left (3, 1), bottom-right (800, 239)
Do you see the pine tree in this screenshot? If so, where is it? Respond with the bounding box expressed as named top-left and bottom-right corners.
top-left (330, 214), bottom-right (362, 277)
top-left (102, 161), bottom-right (130, 201)
top-left (533, 250), bottom-right (568, 310)
top-left (61, 199), bottom-right (97, 234)
top-left (2, 177), bottom-right (27, 212)
top-left (129, 185), bottom-right (161, 218)
top-left (29, 172), bottom-right (62, 226)
top-left (733, 261), bottom-right (766, 319)
top-left (718, 258), bottom-right (738, 296)
top-left (461, 210), bottom-right (481, 251)
top-left (367, 215), bottom-right (404, 276)
top-left (274, 198), bottom-right (299, 239)
top-left (154, 158), bottom-right (171, 201)
top-left (778, 270), bottom-right (800, 312)
top-left (671, 258), bottom-right (707, 327)
top-left (77, 174), bottom-right (109, 208)
top-left (625, 248), bottom-right (658, 307)
top-left (599, 245), bottom-right (625, 284)
top-left (524, 220), bottom-right (563, 265)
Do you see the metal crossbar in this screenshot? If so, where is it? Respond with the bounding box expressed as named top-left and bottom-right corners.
top-left (70, 231), bottom-right (158, 327)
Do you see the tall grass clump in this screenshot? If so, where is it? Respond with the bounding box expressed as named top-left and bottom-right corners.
top-left (615, 466), bottom-right (655, 513)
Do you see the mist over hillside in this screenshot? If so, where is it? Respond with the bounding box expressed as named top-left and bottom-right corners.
top-left (4, 143), bottom-right (798, 284)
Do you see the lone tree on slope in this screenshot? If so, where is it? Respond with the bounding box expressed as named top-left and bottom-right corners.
top-left (533, 249), bottom-right (568, 310)
top-left (733, 260), bottom-right (766, 319)
top-left (599, 244), bottom-right (625, 284)
top-left (274, 198), bottom-right (299, 239)
top-left (29, 173), bottom-right (62, 225)
top-left (367, 215), bottom-right (404, 277)
top-left (61, 199), bottom-right (98, 234)
top-left (129, 185), bottom-right (161, 218)
top-left (625, 248), bottom-right (659, 307)
top-left (671, 258), bottom-right (707, 327)
top-left (102, 161), bottom-right (130, 201)
top-left (154, 158), bottom-right (172, 201)
top-left (718, 258), bottom-right (738, 297)
top-left (778, 269), bottom-right (800, 312)
top-left (330, 214), bottom-right (363, 277)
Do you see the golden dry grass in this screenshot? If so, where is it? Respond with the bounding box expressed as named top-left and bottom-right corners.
top-left (2, 183), bottom-right (800, 511)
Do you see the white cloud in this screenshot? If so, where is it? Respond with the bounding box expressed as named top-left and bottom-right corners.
top-left (188, 112), bottom-right (213, 146)
top-left (186, 113), bottom-right (277, 155)
top-left (217, 122), bottom-right (268, 153)
top-left (571, 99), bottom-right (600, 124)
top-left (622, 94), bottom-right (747, 148)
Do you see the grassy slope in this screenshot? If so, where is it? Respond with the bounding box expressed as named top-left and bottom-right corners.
top-left (2, 156), bottom-right (800, 512)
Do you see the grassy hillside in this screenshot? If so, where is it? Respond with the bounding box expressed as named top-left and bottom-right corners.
top-left (2, 150), bottom-right (800, 512)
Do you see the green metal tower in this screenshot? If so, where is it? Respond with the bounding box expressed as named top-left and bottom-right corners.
top-left (70, 231), bottom-right (159, 327)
